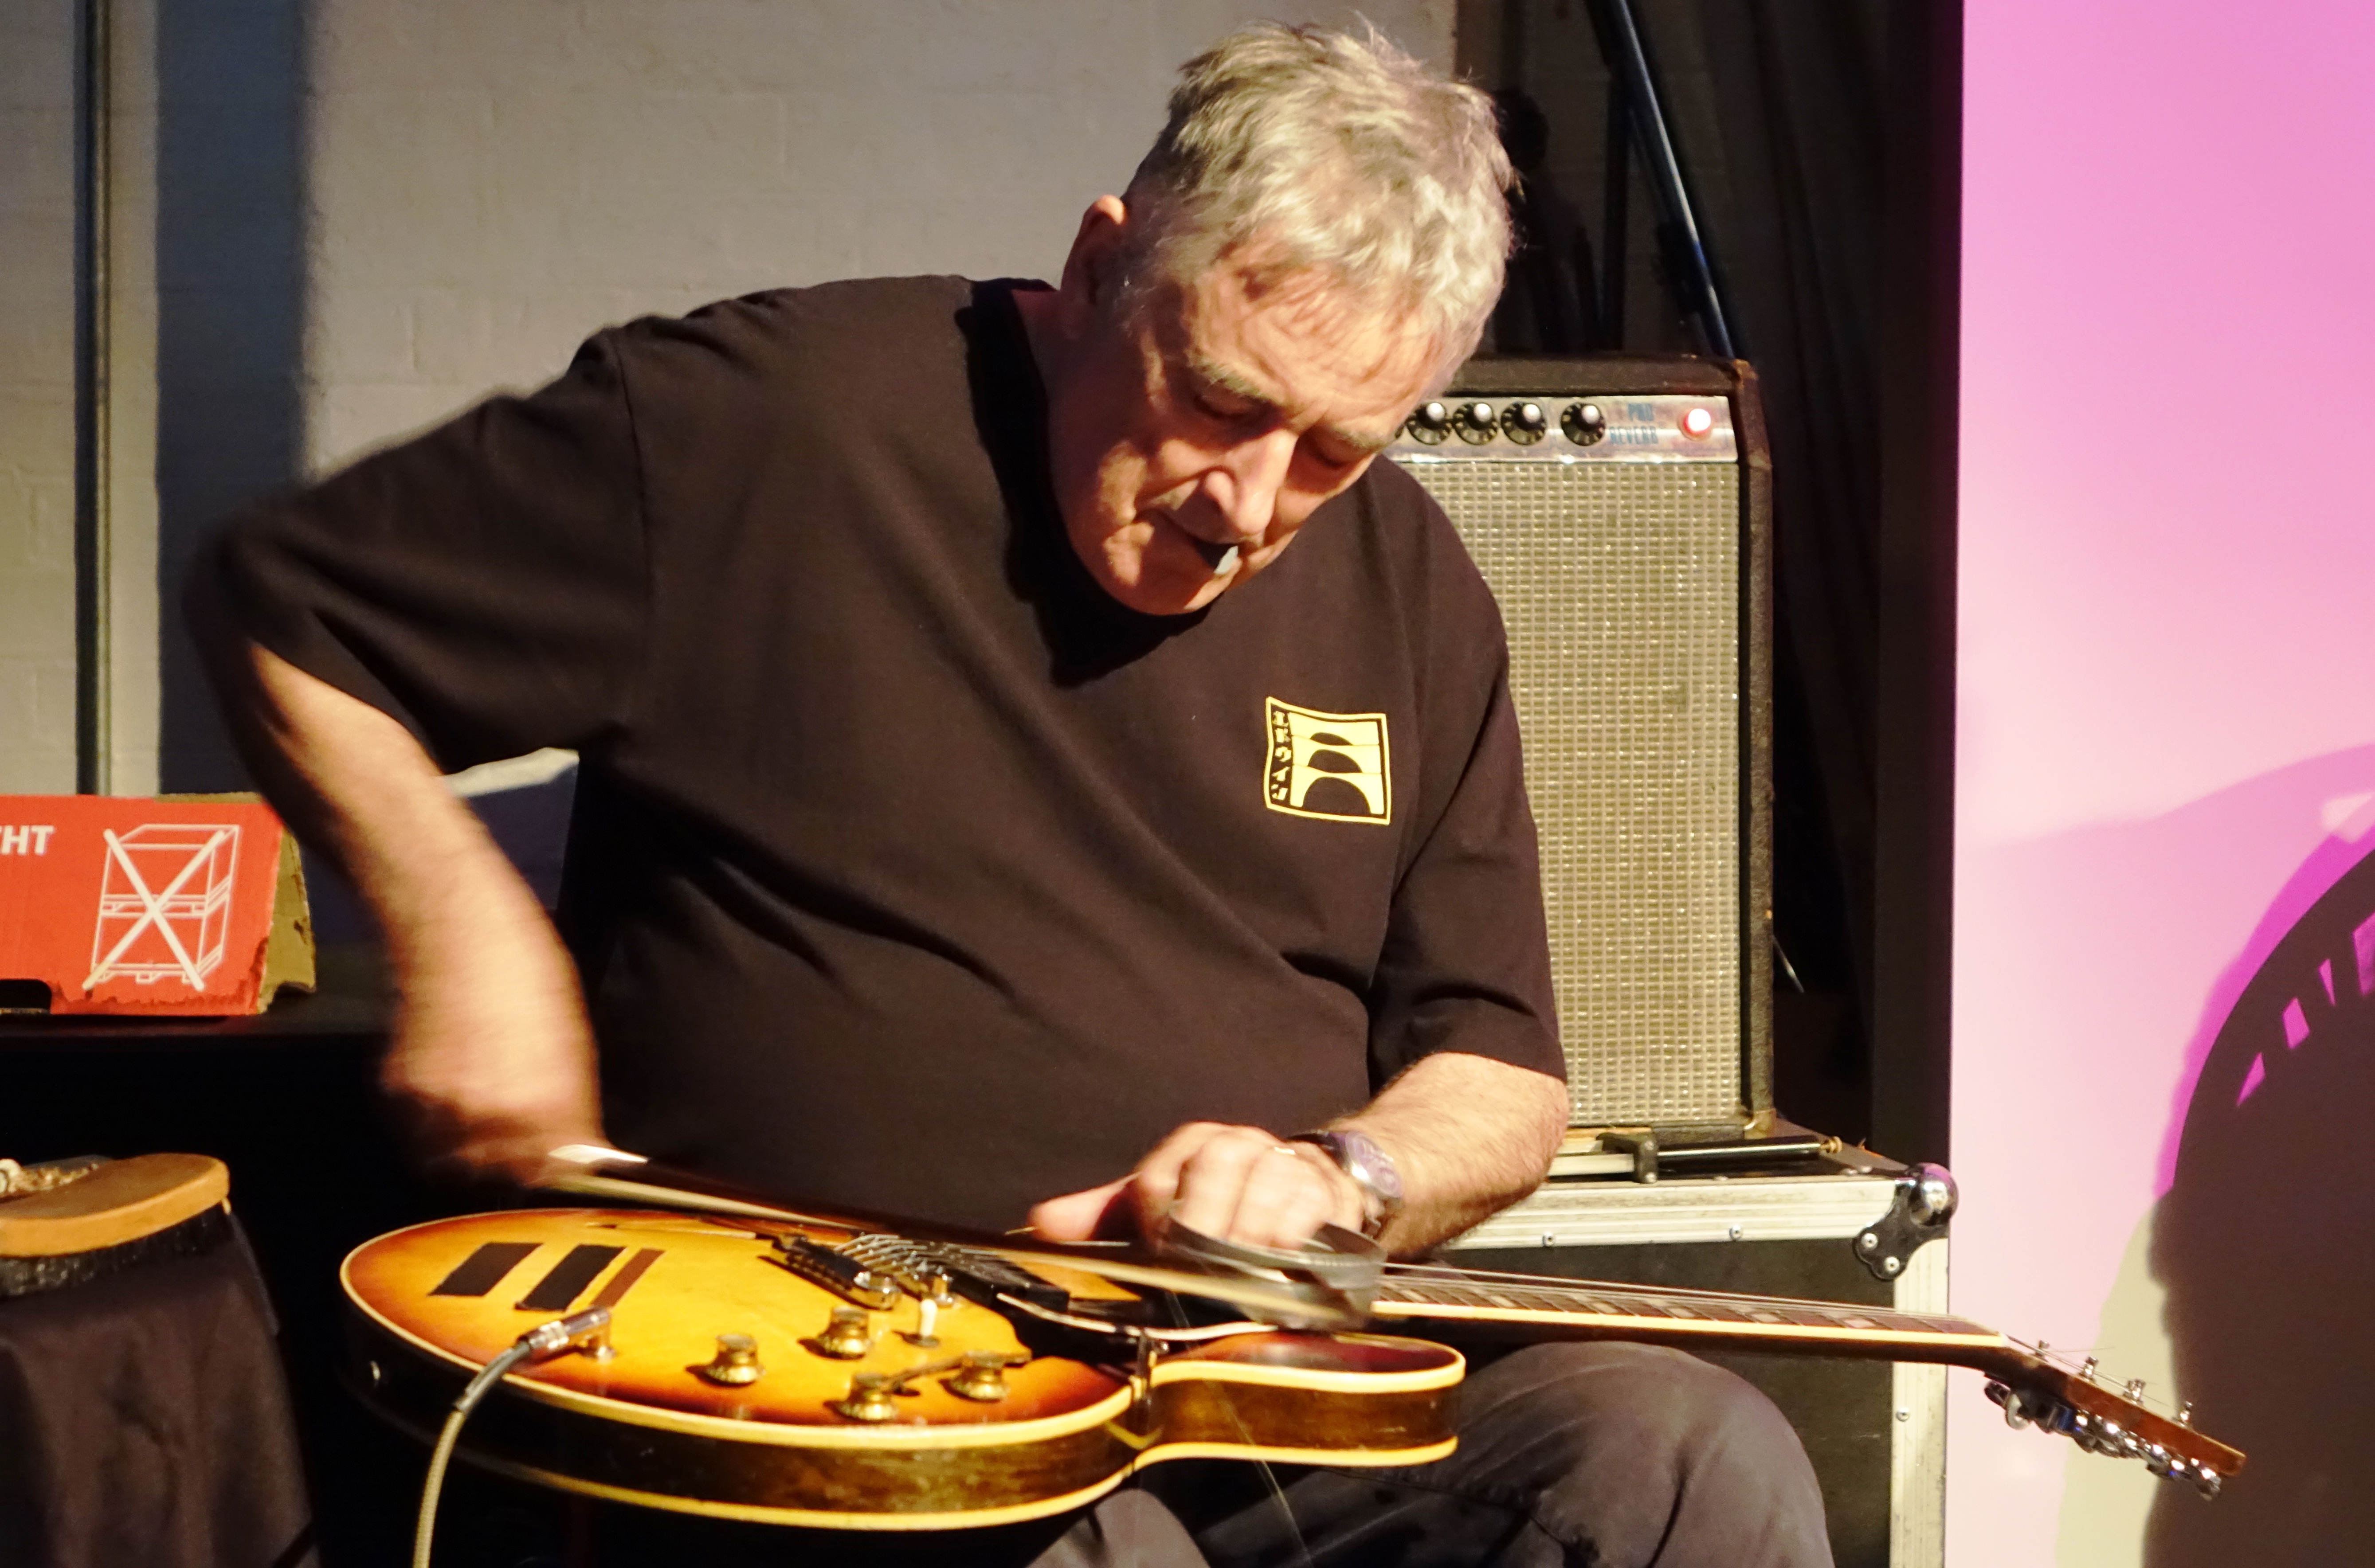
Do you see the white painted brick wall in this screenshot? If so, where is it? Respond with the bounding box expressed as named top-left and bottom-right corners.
top-left (300, 0), bottom-right (1452, 468)
top-left (0, 0), bottom-right (78, 793)
top-left (10, 0), bottom-right (1456, 790)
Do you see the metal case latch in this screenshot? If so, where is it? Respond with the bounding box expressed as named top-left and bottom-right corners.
top-left (1854, 1162), bottom-right (1956, 1281)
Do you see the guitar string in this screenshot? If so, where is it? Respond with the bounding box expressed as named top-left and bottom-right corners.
top-left (1367, 1267), bottom-right (2217, 1441)
top-left (1362, 1265), bottom-right (2214, 1443)
top-left (1372, 1259), bottom-right (1981, 1329)
top-left (1155, 1291), bottom-right (1320, 1568)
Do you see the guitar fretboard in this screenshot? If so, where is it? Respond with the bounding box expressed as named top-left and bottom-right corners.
top-left (1370, 1268), bottom-right (2002, 1351)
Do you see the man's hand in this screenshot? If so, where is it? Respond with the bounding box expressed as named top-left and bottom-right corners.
top-left (1027, 1121), bottom-right (1366, 1251)
top-left (209, 639), bottom-right (606, 1181)
top-left (1028, 1053), bottom-right (1567, 1257)
top-left (381, 909), bottom-right (605, 1183)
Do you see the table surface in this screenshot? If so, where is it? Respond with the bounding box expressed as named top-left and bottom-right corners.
top-left (0, 943), bottom-right (388, 1046)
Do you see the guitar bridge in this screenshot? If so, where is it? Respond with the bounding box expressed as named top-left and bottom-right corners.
top-left (766, 1237), bottom-right (900, 1309)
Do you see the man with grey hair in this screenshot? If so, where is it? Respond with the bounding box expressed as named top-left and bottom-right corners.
top-left (198, 22), bottom-right (1829, 1567)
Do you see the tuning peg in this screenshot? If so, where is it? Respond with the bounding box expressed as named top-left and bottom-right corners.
top-left (2080, 1356), bottom-right (2099, 1380)
top-left (2125, 1377), bottom-right (2147, 1400)
top-left (2195, 1468), bottom-right (2222, 1502)
top-left (2175, 1402), bottom-right (2194, 1426)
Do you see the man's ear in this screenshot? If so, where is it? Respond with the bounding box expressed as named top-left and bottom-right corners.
top-left (1055, 195), bottom-right (1132, 326)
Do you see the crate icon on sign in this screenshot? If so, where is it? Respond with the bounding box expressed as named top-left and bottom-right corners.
top-left (85, 824), bottom-right (242, 989)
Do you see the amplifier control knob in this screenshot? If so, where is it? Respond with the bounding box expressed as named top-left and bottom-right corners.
top-left (1501, 401), bottom-right (1548, 444)
top-left (1561, 402), bottom-right (1608, 446)
top-left (1452, 400), bottom-right (1498, 444)
top-left (1405, 400), bottom-right (1451, 444)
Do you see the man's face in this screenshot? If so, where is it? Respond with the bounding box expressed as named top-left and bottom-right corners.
top-left (1039, 227), bottom-right (1441, 617)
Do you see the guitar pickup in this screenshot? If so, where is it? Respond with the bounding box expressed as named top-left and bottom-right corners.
top-left (767, 1237), bottom-right (901, 1310)
top-left (934, 1249), bottom-right (1070, 1315)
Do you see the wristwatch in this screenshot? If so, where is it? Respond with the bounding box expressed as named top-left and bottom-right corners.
top-left (1291, 1130), bottom-right (1405, 1238)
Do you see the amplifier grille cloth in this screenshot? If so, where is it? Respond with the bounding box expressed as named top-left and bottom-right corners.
top-left (1396, 460), bottom-right (1742, 1126)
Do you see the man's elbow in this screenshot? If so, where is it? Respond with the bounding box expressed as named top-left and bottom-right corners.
top-left (1518, 1065), bottom-right (1568, 1171)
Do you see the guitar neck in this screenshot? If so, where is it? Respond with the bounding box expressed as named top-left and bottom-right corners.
top-left (1368, 1267), bottom-right (2016, 1372)
top-left (1367, 1266), bottom-right (2243, 1484)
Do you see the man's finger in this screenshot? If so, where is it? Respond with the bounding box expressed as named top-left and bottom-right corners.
top-left (1234, 1145), bottom-right (1344, 1249)
top-left (1162, 1130), bottom-right (1278, 1239)
top-left (1025, 1176), bottom-right (1135, 1241)
top-left (1121, 1121), bottom-right (1235, 1236)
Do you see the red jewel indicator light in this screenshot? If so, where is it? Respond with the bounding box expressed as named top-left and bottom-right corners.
top-left (1680, 406), bottom-right (1716, 440)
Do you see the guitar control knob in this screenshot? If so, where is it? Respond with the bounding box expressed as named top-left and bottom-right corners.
top-left (700, 1333), bottom-right (764, 1386)
top-left (1404, 400), bottom-right (1451, 444)
top-left (809, 1306), bottom-right (874, 1360)
top-left (945, 1351), bottom-right (1017, 1403)
top-left (831, 1372), bottom-right (903, 1423)
top-left (1500, 400), bottom-right (1548, 445)
top-left (1560, 402), bottom-right (1607, 446)
top-left (1451, 401), bottom-right (1497, 444)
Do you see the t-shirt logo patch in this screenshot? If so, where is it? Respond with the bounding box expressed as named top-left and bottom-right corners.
top-left (1264, 699), bottom-right (1392, 825)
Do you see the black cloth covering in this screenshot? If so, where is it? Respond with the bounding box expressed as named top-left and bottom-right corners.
top-left (206, 276), bottom-right (1561, 1231)
top-left (0, 1226), bottom-right (316, 1568)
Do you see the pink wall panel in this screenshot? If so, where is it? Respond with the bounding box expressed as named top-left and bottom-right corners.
top-left (1955, 1), bottom-right (2375, 1561)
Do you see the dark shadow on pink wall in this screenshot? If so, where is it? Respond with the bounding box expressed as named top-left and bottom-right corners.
top-left (2145, 789), bottom-right (2375, 1563)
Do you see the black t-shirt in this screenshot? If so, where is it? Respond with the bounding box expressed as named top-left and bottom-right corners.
top-left (210, 276), bottom-right (1559, 1230)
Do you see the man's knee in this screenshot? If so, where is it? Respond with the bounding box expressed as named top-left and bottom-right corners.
top-left (1453, 1341), bottom-right (1831, 1567)
top-left (1462, 1339), bottom-right (1790, 1449)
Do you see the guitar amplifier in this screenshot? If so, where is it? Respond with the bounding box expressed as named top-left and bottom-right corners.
top-left (1447, 1163), bottom-right (1948, 1568)
top-left (1387, 358), bottom-right (1771, 1135)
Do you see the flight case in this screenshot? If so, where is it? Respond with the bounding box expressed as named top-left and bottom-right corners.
top-left (1444, 1147), bottom-right (1949, 1568)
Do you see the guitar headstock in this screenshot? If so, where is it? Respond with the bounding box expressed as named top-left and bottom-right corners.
top-left (1983, 1341), bottom-right (2243, 1498)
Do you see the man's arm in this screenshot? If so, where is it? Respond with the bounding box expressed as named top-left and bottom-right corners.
top-left (1027, 1052), bottom-right (1566, 1256)
top-left (208, 637), bottom-right (604, 1179)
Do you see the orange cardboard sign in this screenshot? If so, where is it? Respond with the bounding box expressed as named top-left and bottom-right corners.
top-left (0, 796), bottom-right (315, 1016)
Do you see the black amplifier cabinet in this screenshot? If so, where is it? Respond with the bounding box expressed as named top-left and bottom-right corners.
top-left (1445, 1165), bottom-right (1948, 1568)
top-left (1387, 358), bottom-right (1771, 1137)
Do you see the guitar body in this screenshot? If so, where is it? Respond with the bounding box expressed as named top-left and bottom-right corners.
top-left (343, 1209), bottom-right (1461, 1529)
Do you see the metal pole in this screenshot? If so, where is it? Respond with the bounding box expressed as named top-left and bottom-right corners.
top-left (1587, 0), bottom-right (1736, 360)
top-left (73, 0), bottom-right (114, 794)
top-left (1600, 70), bottom-right (1630, 346)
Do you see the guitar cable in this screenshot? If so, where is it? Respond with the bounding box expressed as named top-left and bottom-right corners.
top-left (412, 1308), bottom-right (613, 1568)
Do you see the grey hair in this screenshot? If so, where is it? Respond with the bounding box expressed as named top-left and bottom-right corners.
top-left (1118, 23), bottom-right (1513, 369)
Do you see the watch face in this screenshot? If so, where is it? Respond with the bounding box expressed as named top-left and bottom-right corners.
top-left (1338, 1131), bottom-right (1403, 1202)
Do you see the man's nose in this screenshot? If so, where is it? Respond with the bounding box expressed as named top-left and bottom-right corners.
top-left (1202, 429), bottom-right (1298, 543)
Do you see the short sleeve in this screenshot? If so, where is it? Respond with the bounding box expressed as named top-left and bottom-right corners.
top-left (203, 332), bottom-right (649, 771)
top-left (1365, 656), bottom-right (1565, 1087)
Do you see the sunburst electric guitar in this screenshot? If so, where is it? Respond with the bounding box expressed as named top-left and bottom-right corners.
top-left (342, 1174), bottom-right (2243, 1531)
